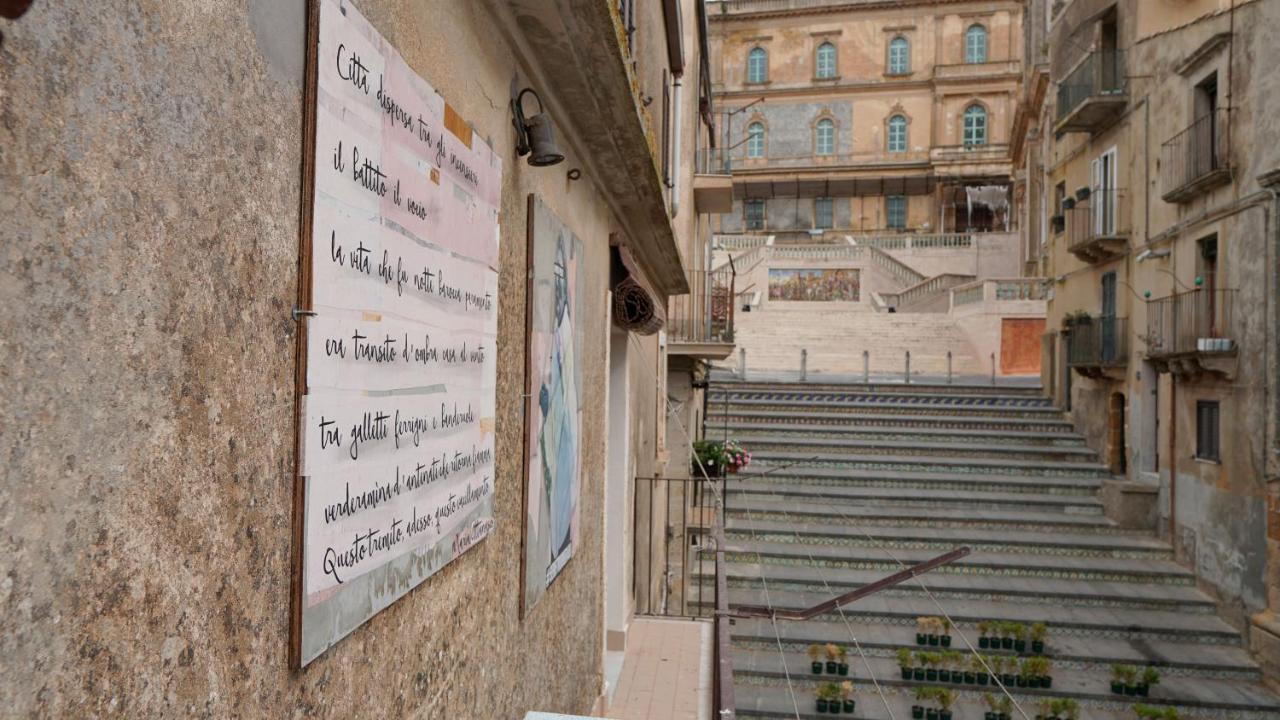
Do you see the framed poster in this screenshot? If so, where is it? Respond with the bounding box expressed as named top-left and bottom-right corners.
top-left (291, 0), bottom-right (503, 667)
top-left (520, 196), bottom-right (586, 616)
top-left (767, 268), bottom-right (861, 302)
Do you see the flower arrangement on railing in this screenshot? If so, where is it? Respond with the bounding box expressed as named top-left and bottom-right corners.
top-left (692, 439), bottom-right (752, 476)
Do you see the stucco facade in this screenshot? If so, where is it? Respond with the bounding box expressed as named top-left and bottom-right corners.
top-left (1017, 0), bottom-right (1280, 684)
top-left (707, 0), bottom-right (1023, 240)
top-left (0, 0), bottom-right (709, 716)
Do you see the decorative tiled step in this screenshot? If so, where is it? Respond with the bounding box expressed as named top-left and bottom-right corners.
top-left (708, 387), bottom-right (1055, 406)
top-left (730, 618), bottom-right (1263, 677)
top-left (707, 396), bottom-right (1063, 420)
top-left (713, 563), bottom-right (1209, 612)
top-left (748, 450), bottom-right (1113, 478)
top-left (723, 423), bottom-right (1089, 448)
top-left (723, 501), bottom-right (1136, 535)
top-left (707, 408), bottom-right (1076, 434)
top-left (725, 468), bottom-right (1101, 497)
top-left (744, 436), bottom-right (1099, 463)
top-left (725, 482), bottom-right (1106, 514)
top-left (722, 518), bottom-right (1173, 560)
top-left (720, 541), bottom-right (1194, 585)
top-left (709, 378), bottom-right (1050, 399)
top-left (715, 588), bottom-right (1235, 642)
top-left (731, 653), bottom-right (1280, 717)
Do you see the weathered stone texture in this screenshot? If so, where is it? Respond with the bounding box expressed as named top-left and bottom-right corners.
top-left (0, 1), bottom-right (623, 717)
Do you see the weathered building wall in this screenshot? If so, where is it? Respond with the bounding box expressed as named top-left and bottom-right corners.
top-left (0, 0), bottom-right (672, 717)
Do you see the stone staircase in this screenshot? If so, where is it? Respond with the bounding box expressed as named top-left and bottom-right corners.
top-left (699, 378), bottom-right (1280, 720)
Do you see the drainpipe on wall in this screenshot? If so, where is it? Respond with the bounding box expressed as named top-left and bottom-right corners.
top-left (1169, 374), bottom-right (1178, 555)
top-left (671, 76), bottom-right (683, 218)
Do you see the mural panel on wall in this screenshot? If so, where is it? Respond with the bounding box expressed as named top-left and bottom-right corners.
top-left (294, 0), bottom-right (502, 667)
top-left (768, 268), bottom-right (861, 301)
top-left (521, 195), bottom-right (586, 616)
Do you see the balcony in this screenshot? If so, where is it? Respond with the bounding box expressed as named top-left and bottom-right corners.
top-left (1145, 288), bottom-right (1237, 378)
top-left (1054, 50), bottom-right (1128, 134)
top-left (1067, 316), bottom-right (1129, 379)
top-left (1161, 109), bottom-right (1232, 203)
top-left (694, 148), bottom-right (733, 214)
top-left (930, 143), bottom-right (1011, 166)
top-left (729, 149), bottom-right (931, 174)
top-left (934, 60), bottom-right (1020, 81)
top-left (1066, 188), bottom-right (1130, 263)
top-left (667, 263), bottom-right (737, 359)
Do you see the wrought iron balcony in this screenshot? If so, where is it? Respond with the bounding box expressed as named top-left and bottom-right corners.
top-left (1066, 188), bottom-right (1129, 263)
top-left (667, 263), bottom-right (737, 358)
top-left (1145, 288), bottom-right (1237, 377)
top-left (1067, 316), bottom-right (1129, 378)
top-left (1055, 50), bottom-right (1127, 134)
top-left (1161, 109), bottom-right (1232, 203)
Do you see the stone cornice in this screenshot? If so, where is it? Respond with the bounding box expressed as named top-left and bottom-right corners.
top-left (708, 0), bottom-right (1023, 23)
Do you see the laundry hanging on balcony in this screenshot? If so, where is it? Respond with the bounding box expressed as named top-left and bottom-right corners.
top-left (611, 245), bottom-right (666, 335)
top-left (965, 185), bottom-right (1011, 231)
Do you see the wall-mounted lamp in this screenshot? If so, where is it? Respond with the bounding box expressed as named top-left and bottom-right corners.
top-left (1135, 248), bottom-right (1171, 262)
top-left (511, 88), bottom-right (565, 167)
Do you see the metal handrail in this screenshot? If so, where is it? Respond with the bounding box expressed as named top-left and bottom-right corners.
top-left (1161, 109), bottom-right (1231, 198)
top-left (1066, 316), bottom-right (1130, 366)
top-left (1056, 50), bottom-right (1127, 122)
top-left (668, 263), bottom-right (736, 345)
top-left (1146, 288), bottom-right (1237, 357)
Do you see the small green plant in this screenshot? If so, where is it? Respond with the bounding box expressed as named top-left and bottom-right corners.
top-left (818, 681), bottom-right (842, 702)
top-left (1141, 666), bottom-right (1161, 687)
top-left (1030, 622), bottom-right (1047, 642)
top-left (1133, 704), bottom-right (1180, 720)
top-left (898, 648), bottom-right (914, 669)
top-left (1112, 664), bottom-right (1138, 683)
top-left (1053, 697), bottom-right (1080, 720)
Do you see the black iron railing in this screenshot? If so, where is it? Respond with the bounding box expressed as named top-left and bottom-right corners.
top-left (1161, 109), bottom-right (1230, 199)
top-left (633, 474), bottom-right (728, 618)
top-left (668, 263), bottom-right (736, 345)
top-left (1146, 288), bottom-right (1236, 357)
top-left (1067, 188), bottom-right (1129, 247)
top-left (1056, 50), bottom-right (1126, 122)
top-left (1067, 316), bottom-right (1129, 366)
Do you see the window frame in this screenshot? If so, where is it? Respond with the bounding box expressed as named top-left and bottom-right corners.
top-left (886, 195), bottom-right (907, 230)
top-left (746, 121), bottom-right (765, 159)
top-left (887, 114), bottom-right (908, 153)
top-left (965, 24), bottom-right (989, 64)
top-left (745, 198), bottom-right (766, 230)
top-left (747, 47), bottom-right (768, 84)
top-left (888, 36), bottom-right (910, 75)
top-left (963, 104), bottom-right (988, 148)
top-left (1196, 400), bottom-right (1221, 462)
top-left (815, 118), bottom-right (836, 156)
top-left (815, 41), bottom-right (837, 79)
top-left (815, 196), bottom-right (834, 229)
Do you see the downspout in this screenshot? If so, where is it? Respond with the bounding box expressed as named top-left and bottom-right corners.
top-left (672, 76), bottom-right (683, 218)
top-left (1169, 374), bottom-right (1178, 553)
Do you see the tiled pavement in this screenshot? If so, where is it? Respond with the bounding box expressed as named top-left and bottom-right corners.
top-left (605, 618), bottom-right (711, 720)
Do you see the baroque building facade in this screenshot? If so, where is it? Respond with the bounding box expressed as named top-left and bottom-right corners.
top-left (1015, 0), bottom-right (1280, 682)
top-left (707, 0), bottom-right (1025, 242)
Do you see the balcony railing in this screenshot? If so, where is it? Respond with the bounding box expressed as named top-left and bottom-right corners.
top-left (668, 264), bottom-right (736, 350)
top-left (1146, 288), bottom-right (1237, 358)
top-left (1056, 50), bottom-right (1127, 128)
top-left (1067, 316), bottom-right (1129, 369)
top-left (883, 273), bottom-right (976, 311)
top-left (952, 278), bottom-right (1050, 307)
top-left (696, 147), bottom-right (732, 175)
top-left (1067, 188), bottom-right (1130, 262)
top-left (934, 60), bottom-right (1020, 80)
top-left (1161, 109), bottom-right (1232, 202)
top-left (726, 148), bottom-right (931, 171)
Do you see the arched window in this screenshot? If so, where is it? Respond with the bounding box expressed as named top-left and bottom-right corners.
top-left (747, 122), bottom-right (765, 158)
top-left (888, 115), bottom-right (908, 153)
top-left (965, 24), bottom-right (988, 64)
top-left (888, 36), bottom-right (910, 75)
top-left (963, 104), bottom-right (988, 147)
top-left (815, 42), bottom-right (837, 79)
top-left (816, 118), bottom-right (835, 156)
top-left (747, 47), bottom-right (768, 83)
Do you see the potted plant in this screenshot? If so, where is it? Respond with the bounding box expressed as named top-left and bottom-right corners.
top-left (1030, 622), bottom-right (1048, 654)
top-left (913, 652), bottom-right (927, 681)
top-left (824, 643), bottom-right (841, 675)
top-left (835, 645), bottom-right (849, 676)
top-left (1051, 214), bottom-right (1065, 234)
top-left (898, 648), bottom-right (915, 680)
top-left (972, 654), bottom-right (991, 686)
top-left (1062, 196), bottom-right (1076, 210)
top-left (940, 617), bottom-right (953, 648)
top-left (917, 616), bottom-right (931, 646)
top-left (1075, 186), bottom-right (1091, 201)
top-left (1112, 664), bottom-right (1138, 695)
top-left (840, 680), bottom-right (856, 713)
top-left (1012, 623), bottom-right (1027, 654)
top-left (945, 651), bottom-right (965, 685)
top-left (978, 621), bottom-right (992, 649)
top-left (1027, 656), bottom-right (1053, 688)
top-left (1055, 698), bottom-right (1080, 720)
top-left (721, 440), bottom-right (751, 474)
top-left (809, 644), bottom-right (825, 675)
top-left (921, 652), bottom-right (940, 682)
top-left (1133, 704), bottom-right (1180, 720)
top-left (999, 622), bottom-right (1016, 651)
top-left (1138, 666), bottom-right (1160, 697)
top-left (912, 700), bottom-right (926, 719)
top-left (936, 687), bottom-right (956, 720)
top-left (995, 694), bottom-right (1014, 720)
top-left (815, 681), bottom-right (841, 713)
top-left (915, 686), bottom-right (940, 720)
top-left (692, 440), bottom-right (724, 477)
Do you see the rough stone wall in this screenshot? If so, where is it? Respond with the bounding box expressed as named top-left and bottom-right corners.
top-left (0, 1), bottom-right (650, 717)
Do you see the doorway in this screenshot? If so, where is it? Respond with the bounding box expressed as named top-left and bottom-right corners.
top-left (603, 326), bottom-right (632, 697)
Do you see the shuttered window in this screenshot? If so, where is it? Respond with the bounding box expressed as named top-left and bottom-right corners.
top-left (1196, 400), bottom-right (1220, 462)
